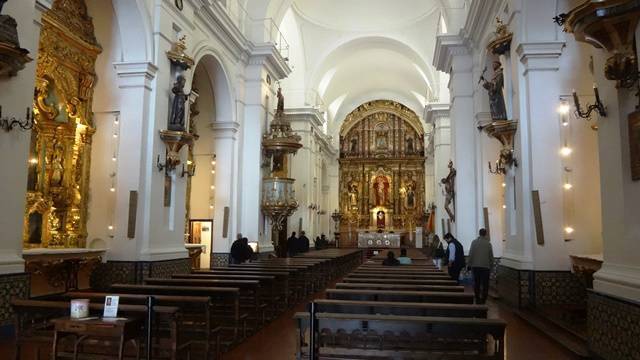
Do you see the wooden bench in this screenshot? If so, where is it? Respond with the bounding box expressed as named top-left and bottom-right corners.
top-left (348, 272), bottom-right (450, 280)
top-left (173, 273), bottom-right (284, 315)
top-left (293, 312), bottom-right (506, 359)
top-left (143, 278), bottom-right (266, 330)
top-left (12, 299), bottom-right (182, 360)
top-left (61, 291), bottom-right (220, 358)
top-left (110, 284), bottom-right (246, 344)
top-left (334, 282), bottom-right (465, 292)
top-left (192, 270), bottom-right (292, 308)
top-left (343, 277), bottom-right (458, 286)
top-left (326, 289), bottom-right (474, 304)
top-left (313, 299), bottom-right (489, 318)
top-left (220, 265), bottom-right (312, 299)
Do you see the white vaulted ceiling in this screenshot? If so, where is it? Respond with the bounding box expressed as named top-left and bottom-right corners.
top-left (277, 0), bottom-right (448, 138)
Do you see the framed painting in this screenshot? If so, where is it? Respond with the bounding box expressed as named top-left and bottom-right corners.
top-left (630, 111), bottom-right (640, 181)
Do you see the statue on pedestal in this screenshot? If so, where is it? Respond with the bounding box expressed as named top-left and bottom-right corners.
top-left (169, 75), bottom-right (189, 132)
top-left (480, 61), bottom-right (508, 121)
top-left (441, 160), bottom-right (456, 222)
top-left (0, 0), bottom-right (20, 48)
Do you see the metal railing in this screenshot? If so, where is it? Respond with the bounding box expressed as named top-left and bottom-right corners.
top-left (212, 0), bottom-right (290, 60)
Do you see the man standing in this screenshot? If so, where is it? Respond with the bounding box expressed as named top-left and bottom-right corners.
top-left (444, 233), bottom-right (465, 284)
top-left (287, 232), bottom-right (298, 257)
top-left (299, 231), bottom-right (310, 253)
top-left (467, 228), bottom-right (494, 304)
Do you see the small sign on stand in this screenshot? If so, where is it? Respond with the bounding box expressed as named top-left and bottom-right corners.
top-left (103, 295), bottom-right (120, 318)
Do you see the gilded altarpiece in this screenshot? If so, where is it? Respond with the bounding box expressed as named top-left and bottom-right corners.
top-left (23, 0), bottom-right (101, 249)
top-left (339, 100), bottom-right (426, 246)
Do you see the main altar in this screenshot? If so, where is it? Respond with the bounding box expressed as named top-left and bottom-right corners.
top-left (337, 100), bottom-right (426, 248)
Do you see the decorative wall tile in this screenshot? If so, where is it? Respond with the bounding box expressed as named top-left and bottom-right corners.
top-left (588, 291), bottom-right (640, 360)
top-left (0, 273), bottom-right (30, 326)
top-left (90, 258), bottom-right (190, 290)
top-left (212, 253), bottom-right (230, 267)
top-left (534, 272), bottom-right (585, 306)
top-left (496, 265), bottom-right (527, 307)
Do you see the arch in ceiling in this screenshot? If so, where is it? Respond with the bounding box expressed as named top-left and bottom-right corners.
top-left (191, 45), bottom-right (236, 125)
top-left (340, 99), bottom-right (424, 137)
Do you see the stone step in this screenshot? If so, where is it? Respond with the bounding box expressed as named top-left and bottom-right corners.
top-left (516, 308), bottom-right (590, 359)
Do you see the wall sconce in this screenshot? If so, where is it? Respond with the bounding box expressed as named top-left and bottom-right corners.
top-left (572, 86), bottom-right (606, 120)
top-left (0, 107), bottom-right (34, 132)
top-left (181, 161), bottom-right (196, 178)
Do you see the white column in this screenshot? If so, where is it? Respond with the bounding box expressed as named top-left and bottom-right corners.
top-left (0, 0), bottom-right (40, 274)
top-left (449, 51), bottom-right (480, 249)
top-left (210, 121), bottom-right (240, 253)
top-left (501, 42), bottom-right (566, 270)
top-left (425, 104), bottom-right (451, 238)
top-left (592, 37), bottom-right (640, 301)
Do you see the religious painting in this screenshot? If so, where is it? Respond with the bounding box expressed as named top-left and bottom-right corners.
top-left (376, 210), bottom-right (386, 229)
top-left (630, 111), bottom-right (640, 181)
top-left (375, 125), bottom-right (389, 150)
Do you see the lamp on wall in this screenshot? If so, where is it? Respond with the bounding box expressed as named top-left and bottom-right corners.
top-left (0, 106), bottom-right (34, 132)
top-left (572, 86), bottom-right (606, 120)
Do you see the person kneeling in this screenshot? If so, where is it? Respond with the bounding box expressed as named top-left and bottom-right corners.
top-left (382, 251), bottom-right (400, 266)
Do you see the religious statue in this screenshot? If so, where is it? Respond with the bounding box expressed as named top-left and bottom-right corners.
top-left (0, 0), bottom-right (19, 48)
top-left (406, 184), bottom-right (416, 209)
top-left (480, 61), bottom-right (508, 121)
top-left (49, 141), bottom-right (64, 187)
top-left (350, 137), bottom-right (358, 154)
top-left (276, 87), bottom-right (284, 114)
top-left (348, 183), bottom-right (358, 208)
top-left (441, 160), bottom-right (456, 222)
top-left (406, 137), bottom-right (414, 153)
top-left (169, 75), bottom-right (189, 131)
top-left (376, 210), bottom-right (386, 229)
top-left (374, 176), bottom-right (389, 206)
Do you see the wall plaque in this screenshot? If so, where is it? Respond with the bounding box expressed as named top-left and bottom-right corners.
top-left (532, 190), bottom-right (545, 245)
top-left (127, 191), bottom-right (138, 239)
top-left (629, 111), bottom-right (640, 181)
top-left (222, 206), bottom-right (229, 238)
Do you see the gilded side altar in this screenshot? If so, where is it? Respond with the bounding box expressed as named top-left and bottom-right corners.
top-left (23, 0), bottom-right (101, 249)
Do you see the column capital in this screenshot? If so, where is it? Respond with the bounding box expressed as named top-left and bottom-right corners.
top-left (516, 41), bottom-right (566, 75)
top-left (248, 44), bottom-right (292, 81)
top-left (433, 34), bottom-right (471, 73)
top-left (424, 103), bottom-right (451, 125)
top-left (114, 61), bottom-right (158, 90)
top-left (210, 121), bottom-right (240, 140)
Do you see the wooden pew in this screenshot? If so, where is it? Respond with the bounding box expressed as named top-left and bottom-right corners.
top-left (172, 274), bottom-right (284, 315)
top-left (334, 283), bottom-right (465, 292)
top-left (222, 265), bottom-right (312, 299)
top-left (326, 289), bottom-right (474, 304)
top-left (342, 277), bottom-right (458, 286)
top-left (347, 272), bottom-right (450, 280)
top-left (293, 312), bottom-right (506, 359)
top-left (12, 299), bottom-right (182, 360)
top-left (61, 291), bottom-right (220, 358)
top-left (110, 284), bottom-right (246, 344)
top-left (353, 268), bottom-right (445, 274)
top-left (143, 278), bottom-right (266, 329)
top-left (192, 270), bottom-right (292, 308)
top-left (313, 299), bottom-right (488, 318)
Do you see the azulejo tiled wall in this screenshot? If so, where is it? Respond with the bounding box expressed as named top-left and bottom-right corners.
top-left (212, 253), bottom-right (230, 267)
top-left (0, 272), bottom-right (30, 326)
top-left (90, 258), bottom-right (191, 290)
top-left (496, 265), bottom-right (531, 308)
top-left (588, 291), bottom-right (640, 360)
top-left (534, 271), bottom-right (586, 306)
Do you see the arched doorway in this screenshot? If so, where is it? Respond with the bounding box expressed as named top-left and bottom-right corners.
top-left (338, 100), bottom-right (426, 248)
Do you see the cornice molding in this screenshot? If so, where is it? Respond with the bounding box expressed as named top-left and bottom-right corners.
top-left (194, 1), bottom-right (251, 62)
top-left (248, 44), bottom-right (292, 81)
top-left (424, 103), bottom-right (451, 124)
top-left (114, 62), bottom-right (158, 90)
top-left (284, 107), bottom-right (337, 156)
top-left (209, 121), bottom-right (240, 140)
top-left (433, 34), bottom-right (470, 73)
top-left (458, 0), bottom-right (502, 49)
top-left (516, 41), bottom-right (566, 74)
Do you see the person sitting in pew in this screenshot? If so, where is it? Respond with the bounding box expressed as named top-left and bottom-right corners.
top-left (231, 237), bottom-right (254, 264)
top-left (382, 251), bottom-right (400, 266)
top-left (397, 248), bottom-right (412, 265)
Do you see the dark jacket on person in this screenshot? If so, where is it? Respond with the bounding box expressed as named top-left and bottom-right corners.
top-left (299, 235), bottom-right (310, 253)
top-left (287, 235), bottom-right (298, 256)
top-left (382, 257), bottom-right (400, 266)
top-left (445, 238), bottom-right (466, 269)
top-left (230, 238), bottom-right (254, 264)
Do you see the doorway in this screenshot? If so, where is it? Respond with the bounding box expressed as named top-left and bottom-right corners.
top-left (189, 219), bottom-right (213, 269)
